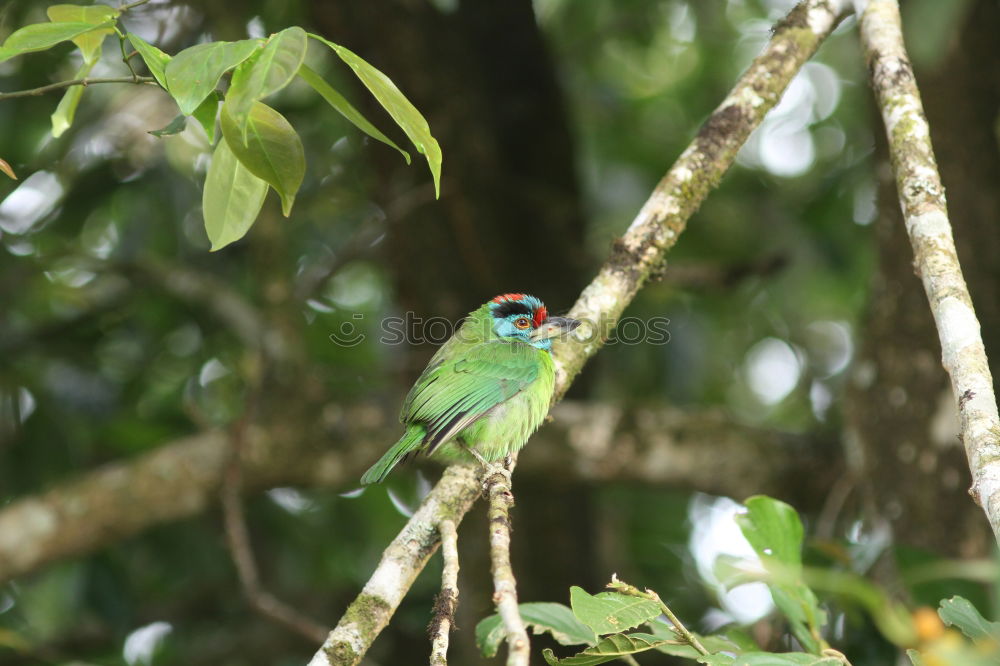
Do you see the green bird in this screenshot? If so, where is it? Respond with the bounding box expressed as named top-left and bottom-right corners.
top-left (361, 293), bottom-right (580, 484)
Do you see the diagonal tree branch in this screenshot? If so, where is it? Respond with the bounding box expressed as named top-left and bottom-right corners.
top-left (307, 1), bottom-right (847, 663)
top-left (856, 0), bottom-right (1000, 540)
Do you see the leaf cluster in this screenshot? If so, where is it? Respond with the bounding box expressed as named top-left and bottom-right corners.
top-left (0, 4), bottom-right (442, 249)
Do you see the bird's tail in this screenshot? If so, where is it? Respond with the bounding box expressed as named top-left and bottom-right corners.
top-left (360, 426), bottom-right (425, 485)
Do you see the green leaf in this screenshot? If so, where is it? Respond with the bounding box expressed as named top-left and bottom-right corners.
top-left (127, 34), bottom-right (170, 89)
top-left (736, 496), bottom-right (804, 573)
top-left (938, 596), bottom-right (1000, 642)
top-left (148, 115), bottom-right (187, 138)
top-left (46, 4), bottom-right (118, 64)
top-left (297, 63), bottom-right (410, 164)
top-left (735, 496), bottom-right (826, 654)
top-left (220, 100), bottom-right (304, 216)
top-left (905, 649), bottom-right (925, 666)
top-left (0, 21), bottom-right (114, 63)
top-left (569, 586), bottom-right (661, 636)
top-left (308, 33), bottom-right (441, 197)
top-left (202, 137), bottom-right (268, 251)
top-left (192, 93), bottom-right (219, 143)
top-left (164, 39), bottom-right (260, 115)
top-left (542, 633), bottom-right (670, 666)
top-left (51, 60), bottom-right (95, 137)
top-left (647, 620), bottom-right (746, 660)
top-left (476, 603), bottom-right (598, 658)
top-left (226, 27), bottom-right (307, 135)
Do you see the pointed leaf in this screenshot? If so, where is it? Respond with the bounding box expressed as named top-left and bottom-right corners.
top-left (297, 63), bottom-right (409, 163)
top-left (737, 496), bottom-right (804, 573)
top-left (0, 158), bottom-right (16, 180)
top-left (51, 60), bottom-right (95, 137)
top-left (542, 633), bottom-right (670, 666)
top-left (477, 603), bottom-right (598, 658)
top-left (906, 650), bottom-right (925, 666)
top-left (192, 93), bottom-right (219, 143)
top-left (308, 33), bottom-right (441, 197)
top-left (569, 587), bottom-right (660, 636)
top-left (164, 39), bottom-right (260, 114)
top-left (0, 21), bottom-right (114, 63)
top-left (226, 27), bottom-right (307, 133)
top-left (127, 34), bottom-right (170, 89)
top-left (203, 137), bottom-right (268, 250)
top-left (220, 100), bottom-right (304, 216)
top-left (938, 596), bottom-right (1000, 642)
top-left (148, 115), bottom-right (187, 137)
top-left (46, 4), bottom-right (118, 63)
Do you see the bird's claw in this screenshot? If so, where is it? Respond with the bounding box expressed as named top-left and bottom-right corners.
top-left (481, 462), bottom-right (512, 489)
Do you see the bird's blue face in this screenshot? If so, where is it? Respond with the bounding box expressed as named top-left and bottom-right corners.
top-left (488, 294), bottom-right (581, 351)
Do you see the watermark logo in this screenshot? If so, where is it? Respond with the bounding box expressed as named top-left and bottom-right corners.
top-left (329, 312), bottom-right (670, 347)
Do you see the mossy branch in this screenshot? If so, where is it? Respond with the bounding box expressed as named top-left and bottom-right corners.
top-left (306, 1), bottom-right (846, 664)
top-left (856, 0), bottom-right (1000, 541)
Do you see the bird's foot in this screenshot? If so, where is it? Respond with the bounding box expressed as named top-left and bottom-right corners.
top-left (468, 449), bottom-right (512, 491)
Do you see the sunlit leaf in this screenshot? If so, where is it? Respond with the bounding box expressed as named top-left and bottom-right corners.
top-left (192, 93), bottom-right (219, 143)
top-left (297, 63), bottom-right (410, 163)
top-left (127, 34), bottom-right (170, 90)
top-left (477, 603), bottom-right (598, 658)
top-left (906, 649), bottom-right (925, 666)
top-left (226, 27), bottom-right (307, 136)
top-left (148, 115), bottom-right (187, 138)
top-left (46, 4), bottom-right (118, 64)
top-left (735, 496), bottom-right (826, 654)
top-left (202, 137), bottom-right (268, 251)
top-left (0, 158), bottom-right (16, 180)
top-left (0, 21), bottom-right (114, 63)
top-left (939, 596), bottom-right (1000, 642)
top-left (164, 39), bottom-right (260, 115)
top-left (308, 33), bottom-right (441, 197)
top-left (51, 60), bottom-right (95, 137)
top-left (542, 633), bottom-right (670, 665)
top-left (569, 587), bottom-right (660, 636)
top-left (220, 101), bottom-right (304, 216)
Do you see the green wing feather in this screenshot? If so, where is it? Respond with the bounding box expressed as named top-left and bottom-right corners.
top-left (402, 340), bottom-right (541, 454)
top-left (361, 339), bottom-right (543, 484)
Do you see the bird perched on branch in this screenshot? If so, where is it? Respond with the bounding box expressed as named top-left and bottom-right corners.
top-left (361, 294), bottom-right (580, 484)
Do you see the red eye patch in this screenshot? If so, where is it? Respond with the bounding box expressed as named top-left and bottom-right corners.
top-left (533, 306), bottom-right (547, 328)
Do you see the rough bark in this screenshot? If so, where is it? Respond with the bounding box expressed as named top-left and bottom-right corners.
top-left (846, 0), bottom-right (1000, 554)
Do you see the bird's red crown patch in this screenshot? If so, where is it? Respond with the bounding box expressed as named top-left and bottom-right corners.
top-left (533, 306), bottom-right (547, 327)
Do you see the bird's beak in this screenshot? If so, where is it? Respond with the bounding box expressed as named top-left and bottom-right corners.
top-left (531, 316), bottom-right (582, 341)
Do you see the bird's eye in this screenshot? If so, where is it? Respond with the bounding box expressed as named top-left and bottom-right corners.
top-left (514, 317), bottom-right (531, 329)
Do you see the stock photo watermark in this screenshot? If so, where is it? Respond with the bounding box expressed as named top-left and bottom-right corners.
top-left (328, 313), bottom-right (671, 347)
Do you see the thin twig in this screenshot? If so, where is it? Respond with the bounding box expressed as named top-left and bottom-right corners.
top-left (0, 76), bottom-right (155, 101)
top-left (856, 0), bottom-right (1000, 541)
top-left (428, 519), bottom-right (459, 666)
top-left (486, 464), bottom-right (530, 666)
top-left (220, 382), bottom-right (329, 644)
top-left (119, 0), bottom-right (153, 11)
top-left (309, 465), bottom-right (482, 666)
top-left (607, 576), bottom-right (708, 657)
